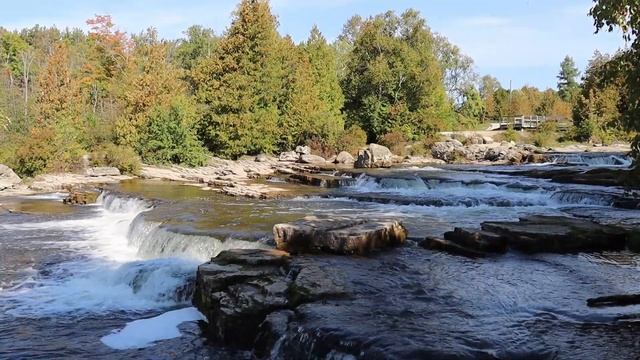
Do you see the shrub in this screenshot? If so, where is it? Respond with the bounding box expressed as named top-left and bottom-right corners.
top-left (13, 126), bottom-right (85, 177)
top-left (532, 121), bottom-right (558, 148)
top-left (380, 130), bottom-right (408, 156)
top-left (337, 125), bottom-right (367, 154)
top-left (138, 97), bottom-right (209, 167)
top-left (502, 128), bottom-right (519, 143)
top-left (91, 143), bottom-right (141, 175)
top-left (305, 136), bottom-right (336, 158)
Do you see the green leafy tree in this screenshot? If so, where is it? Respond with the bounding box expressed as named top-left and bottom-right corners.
top-left (341, 9), bottom-right (452, 142)
top-left (457, 85), bottom-right (485, 124)
top-left (557, 55), bottom-right (580, 103)
top-left (139, 96), bottom-right (208, 166)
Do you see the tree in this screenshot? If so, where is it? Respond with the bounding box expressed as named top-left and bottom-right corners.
top-left (557, 55), bottom-right (580, 103)
top-left (341, 9), bottom-right (452, 141)
top-left (301, 26), bottom-right (345, 145)
top-left (175, 25), bottom-right (218, 89)
top-left (114, 29), bottom-right (186, 148)
top-left (590, 1), bottom-right (640, 154)
top-left (194, 0), bottom-right (284, 157)
top-left (433, 34), bottom-right (477, 106)
top-left (457, 85), bottom-right (485, 123)
top-left (479, 75), bottom-right (501, 120)
top-left (139, 96), bottom-right (208, 166)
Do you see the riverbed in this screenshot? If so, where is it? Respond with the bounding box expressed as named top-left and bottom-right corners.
top-left (1, 152), bottom-right (640, 359)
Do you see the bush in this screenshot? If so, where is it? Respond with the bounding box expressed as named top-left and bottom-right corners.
top-left (138, 97), bottom-right (209, 167)
top-left (380, 130), bottom-right (408, 156)
top-left (337, 125), bottom-right (367, 154)
top-left (305, 136), bottom-right (336, 158)
top-left (91, 143), bottom-right (141, 175)
top-left (502, 128), bottom-right (519, 143)
top-left (13, 126), bottom-right (85, 177)
top-left (532, 121), bottom-right (558, 148)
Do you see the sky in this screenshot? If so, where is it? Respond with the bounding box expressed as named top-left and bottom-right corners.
top-left (0, 0), bottom-right (627, 90)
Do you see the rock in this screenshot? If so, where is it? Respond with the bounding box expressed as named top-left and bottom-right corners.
top-left (627, 231), bottom-right (640, 253)
top-left (299, 154), bottom-right (326, 164)
top-left (295, 145), bottom-right (311, 155)
top-left (587, 294), bottom-right (640, 308)
top-left (431, 141), bottom-right (467, 163)
top-left (279, 151), bottom-right (299, 162)
top-left (273, 216), bottom-right (407, 255)
top-left (443, 227), bottom-right (507, 253)
top-left (448, 139), bottom-right (464, 147)
top-left (253, 310), bottom-right (295, 358)
top-left (480, 215), bottom-right (628, 253)
top-left (0, 164), bottom-right (21, 190)
top-left (255, 154), bottom-right (271, 162)
top-left (482, 136), bottom-right (494, 144)
top-left (354, 144), bottom-right (394, 168)
top-left (464, 134), bottom-right (484, 145)
top-left (505, 149), bottom-right (525, 163)
top-left (335, 151), bottom-right (355, 164)
top-left (63, 190), bottom-right (99, 205)
top-left (526, 153), bottom-right (547, 164)
top-left (194, 249), bottom-right (349, 351)
top-left (84, 166), bottom-right (121, 177)
top-left (287, 173), bottom-right (355, 188)
top-left (419, 237), bottom-right (486, 258)
top-left (326, 155), bottom-right (337, 164)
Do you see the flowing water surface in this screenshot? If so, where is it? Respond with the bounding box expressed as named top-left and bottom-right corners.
top-left (1, 153), bottom-right (640, 359)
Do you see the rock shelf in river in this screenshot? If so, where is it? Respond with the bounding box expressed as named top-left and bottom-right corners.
top-left (427, 215), bottom-right (632, 257)
top-left (273, 216), bottom-right (407, 255)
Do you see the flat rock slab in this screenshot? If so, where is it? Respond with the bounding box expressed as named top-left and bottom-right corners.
top-left (273, 216), bottom-right (407, 255)
top-left (480, 215), bottom-right (628, 253)
top-left (287, 173), bottom-right (355, 188)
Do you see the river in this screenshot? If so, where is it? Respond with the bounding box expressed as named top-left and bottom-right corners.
top-left (1, 152), bottom-right (640, 359)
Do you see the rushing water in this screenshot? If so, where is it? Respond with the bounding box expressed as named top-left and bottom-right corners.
top-left (1, 155), bottom-right (640, 359)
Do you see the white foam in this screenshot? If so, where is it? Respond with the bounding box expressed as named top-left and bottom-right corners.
top-left (101, 307), bottom-right (206, 350)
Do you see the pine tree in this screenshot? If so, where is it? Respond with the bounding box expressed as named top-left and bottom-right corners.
top-left (194, 0), bottom-right (282, 157)
top-left (557, 55), bottom-right (580, 103)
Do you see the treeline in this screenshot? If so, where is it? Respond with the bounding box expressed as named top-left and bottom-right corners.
top-left (0, 0), bottom-right (598, 176)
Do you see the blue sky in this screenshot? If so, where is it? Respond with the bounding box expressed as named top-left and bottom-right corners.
top-left (0, 0), bottom-right (626, 89)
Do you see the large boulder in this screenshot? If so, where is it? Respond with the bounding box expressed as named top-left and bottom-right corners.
top-left (431, 141), bottom-right (468, 162)
top-left (299, 154), bottom-right (326, 165)
top-left (354, 144), bottom-right (394, 168)
top-left (0, 164), bottom-right (21, 190)
top-left (273, 216), bottom-right (407, 255)
top-left (279, 151), bottom-right (299, 162)
top-left (335, 151), bottom-right (355, 165)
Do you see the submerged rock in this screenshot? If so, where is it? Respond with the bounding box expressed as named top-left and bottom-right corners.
top-left (63, 190), bottom-right (99, 205)
top-left (420, 237), bottom-right (486, 258)
top-left (273, 216), bottom-right (407, 255)
top-left (443, 227), bottom-right (507, 253)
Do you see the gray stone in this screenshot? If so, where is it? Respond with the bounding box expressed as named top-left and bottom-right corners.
top-left (279, 151), bottom-right (299, 162)
top-left (299, 154), bottom-right (326, 164)
top-left (335, 151), bottom-right (355, 164)
top-left (354, 144), bottom-right (394, 168)
top-left (0, 164), bottom-right (21, 190)
top-left (295, 145), bottom-right (311, 155)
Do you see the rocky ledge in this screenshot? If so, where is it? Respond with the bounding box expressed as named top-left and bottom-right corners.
top-left (194, 216), bottom-right (408, 357)
top-left (422, 215), bottom-right (635, 257)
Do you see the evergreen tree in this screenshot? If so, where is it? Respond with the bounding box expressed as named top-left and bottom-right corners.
top-left (194, 0), bottom-right (282, 157)
top-left (557, 55), bottom-right (580, 103)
